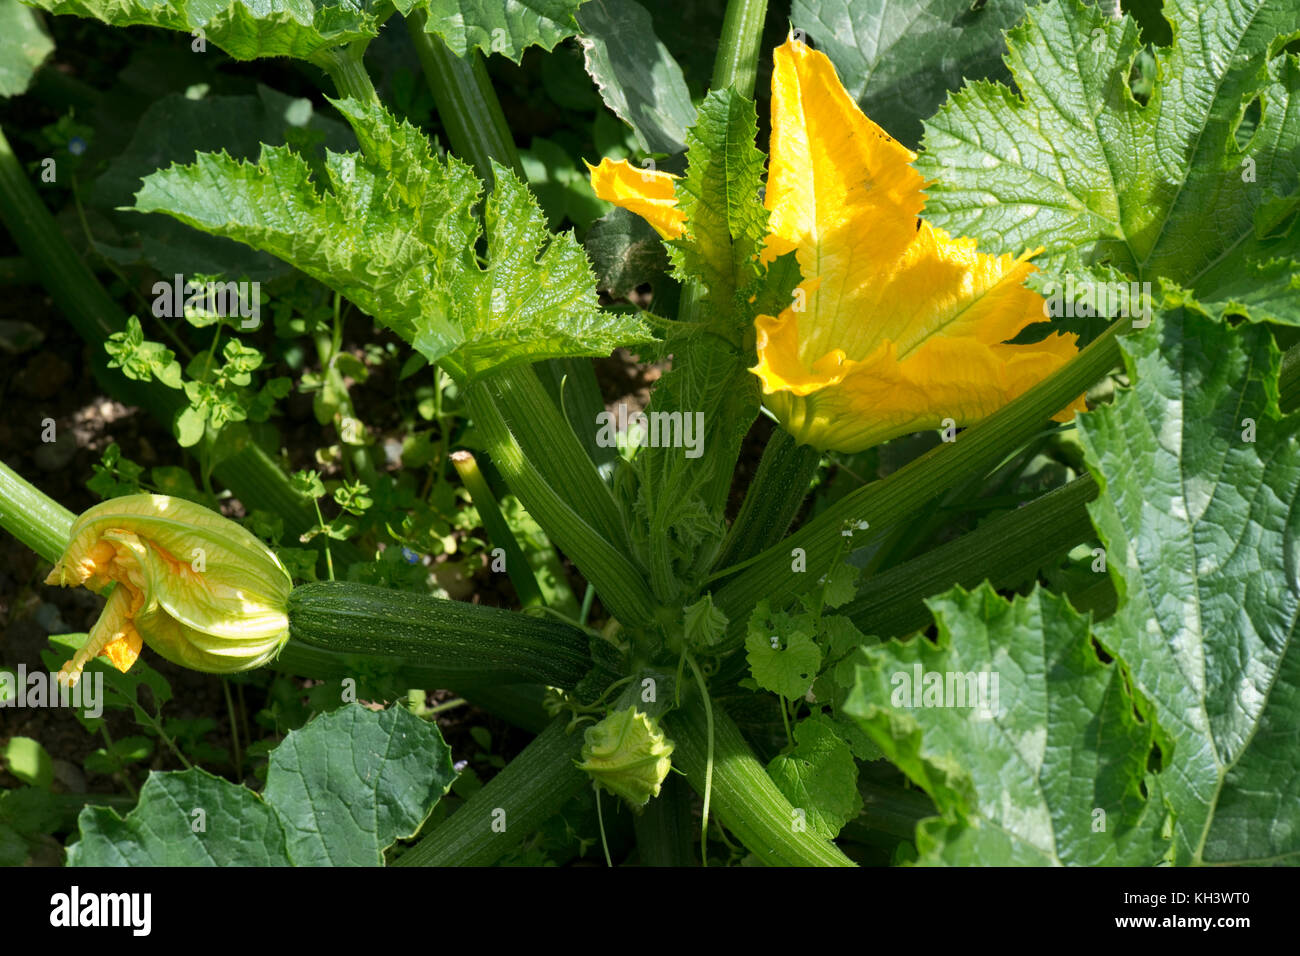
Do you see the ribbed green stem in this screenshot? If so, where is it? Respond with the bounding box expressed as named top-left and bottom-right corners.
top-left (843, 779), bottom-right (937, 844)
top-left (712, 318), bottom-right (1130, 651)
top-left (537, 356), bottom-right (620, 478)
top-left (0, 126), bottom-right (111, 339)
top-left (1281, 341), bottom-right (1300, 413)
top-left (713, 428), bottom-right (821, 573)
top-left (634, 773), bottom-right (696, 866)
top-left (405, 11), bottom-right (524, 184)
top-left (450, 450), bottom-right (546, 608)
top-left (465, 383), bottom-right (656, 625)
top-left (394, 716), bottom-right (587, 866)
top-left (481, 364), bottom-right (628, 550)
top-left (313, 40), bottom-right (380, 104)
top-left (665, 692), bottom-right (856, 866)
top-left (0, 461), bottom-right (74, 564)
top-left (401, 26), bottom-right (617, 502)
top-left (711, 0), bottom-right (770, 97)
top-left (844, 474), bottom-right (1100, 638)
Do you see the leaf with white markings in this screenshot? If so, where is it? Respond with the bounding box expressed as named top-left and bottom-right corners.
top-left (846, 584), bottom-right (1172, 865)
top-left (0, 0), bottom-right (53, 97)
top-left (1080, 305), bottom-right (1300, 864)
top-left (577, 0), bottom-right (695, 156)
top-left (917, 0), bottom-right (1300, 324)
top-left (790, 0), bottom-right (1029, 147)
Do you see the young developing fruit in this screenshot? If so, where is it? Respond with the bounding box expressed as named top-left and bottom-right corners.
top-left (575, 706), bottom-right (675, 810)
top-left (45, 494), bottom-right (292, 683)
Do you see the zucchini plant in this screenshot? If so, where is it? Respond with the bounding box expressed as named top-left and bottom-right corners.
top-left (1, 0), bottom-right (1298, 868)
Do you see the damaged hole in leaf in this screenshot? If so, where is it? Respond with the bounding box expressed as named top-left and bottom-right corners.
top-left (1129, 47), bottom-right (1156, 105)
top-left (1146, 739), bottom-right (1164, 774)
top-left (1233, 94), bottom-right (1263, 151)
top-left (1090, 635), bottom-right (1113, 665)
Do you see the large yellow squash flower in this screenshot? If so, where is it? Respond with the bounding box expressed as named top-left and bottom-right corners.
top-left (588, 37), bottom-right (1085, 453)
top-left (45, 494), bottom-right (292, 684)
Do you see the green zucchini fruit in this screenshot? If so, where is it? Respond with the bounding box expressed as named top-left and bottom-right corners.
top-left (287, 581), bottom-right (591, 688)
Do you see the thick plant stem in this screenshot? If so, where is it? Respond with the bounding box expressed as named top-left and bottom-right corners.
top-left (1281, 341), bottom-right (1300, 413)
top-left (313, 40), bottom-right (380, 104)
top-left (665, 691), bottom-right (855, 866)
top-left (843, 474), bottom-right (1100, 638)
top-left (404, 30), bottom-right (621, 544)
top-left (712, 318), bottom-right (1132, 650)
top-left (404, 12), bottom-right (523, 184)
top-left (403, 27), bottom-right (617, 503)
top-left (634, 773), bottom-right (696, 866)
top-left (482, 364), bottom-right (628, 551)
top-left (0, 461), bottom-right (73, 564)
top-left (399, 34), bottom-right (626, 569)
top-left (394, 716), bottom-right (587, 866)
top-left (713, 428), bottom-right (821, 572)
top-left (450, 451), bottom-right (546, 608)
top-left (465, 385), bottom-right (656, 624)
top-left (712, 0), bottom-right (769, 97)
top-left (537, 357), bottom-right (620, 477)
top-left (0, 125), bottom-right (154, 404)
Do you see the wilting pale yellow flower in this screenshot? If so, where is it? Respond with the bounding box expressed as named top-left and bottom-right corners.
top-left (45, 494), bottom-right (291, 684)
top-left (589, 37), bottom-right (1085, 453)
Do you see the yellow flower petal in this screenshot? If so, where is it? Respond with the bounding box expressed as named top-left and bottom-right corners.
top-left (765, 331), bottom-right (1087, 452)
top-left (761, 34), bottom-right (924, 274)
top-left (751, 36), bottom-right (1085, 453)
top-left (136, 607), bottom-right (288, 673)
top-left (102, 627), bottom-right (144, 674)
top-left (57, 585), bottom-right (142, 685)
top-left (586, 158), bottom-right (686, 239)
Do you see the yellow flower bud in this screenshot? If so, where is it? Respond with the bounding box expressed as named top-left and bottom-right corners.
top-left (575, 706), bottom-right (675, 810)
top-left (45, 494), bottom-right (291, 684)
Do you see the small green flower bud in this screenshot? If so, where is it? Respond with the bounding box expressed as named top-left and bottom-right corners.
top-left (575, 706), bottom-right (675, 809)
